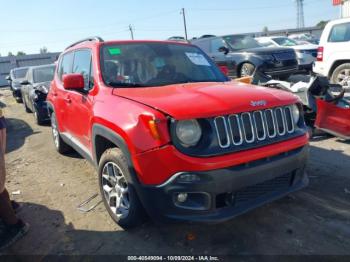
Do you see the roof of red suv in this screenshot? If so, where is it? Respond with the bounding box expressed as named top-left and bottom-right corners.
top-left (65, 38), bottom-right (193, 52)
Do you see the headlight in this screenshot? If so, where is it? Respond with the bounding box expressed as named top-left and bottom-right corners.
top-left (175, 119), bottom-right (202, 147)
top-left (291, 104), bottom-right (300, 124)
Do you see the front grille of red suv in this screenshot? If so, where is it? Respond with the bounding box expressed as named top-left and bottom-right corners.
top-left (213, 105), bottom-right (295, 148)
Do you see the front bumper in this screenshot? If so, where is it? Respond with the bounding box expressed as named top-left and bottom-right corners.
top-left (137, 145), bottom-right (309, 223)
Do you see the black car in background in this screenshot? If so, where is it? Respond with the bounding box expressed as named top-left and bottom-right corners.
top-left (6, 66), bottom-right (29, 102)
top-left (20, 64), bottom-right (55, 125)
top-left (191, 35), bottom-right (298, 79)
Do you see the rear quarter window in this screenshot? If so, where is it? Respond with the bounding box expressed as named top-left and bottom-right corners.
top-left (328, 22), bottom-right (350, 42)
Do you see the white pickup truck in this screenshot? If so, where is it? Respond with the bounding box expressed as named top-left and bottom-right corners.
top-left (313, 18), bottom-right (350, 90)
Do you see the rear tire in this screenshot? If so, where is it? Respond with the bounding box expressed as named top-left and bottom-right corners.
top-left (50, 112), bottom-right (71, 154)
top-left (99, 148), bottom-right (147, 229)
top-left (239, 63), bottom-right (255, 77)
top-left (331, 63), bottom-right (350, 88)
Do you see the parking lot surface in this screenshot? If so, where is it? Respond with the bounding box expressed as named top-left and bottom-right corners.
top-left (1, 87), bottom-right (350, 256)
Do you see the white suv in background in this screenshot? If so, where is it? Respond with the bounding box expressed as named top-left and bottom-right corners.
top-left (313, 18), bottom-right (350, 89)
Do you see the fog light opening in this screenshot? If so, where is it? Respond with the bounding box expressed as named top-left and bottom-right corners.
top-left (177, 193), bottom-right (188, 203)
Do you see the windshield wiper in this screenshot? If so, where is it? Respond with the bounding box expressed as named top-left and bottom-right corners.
top-left (107, 81), bottom-right (149, 88)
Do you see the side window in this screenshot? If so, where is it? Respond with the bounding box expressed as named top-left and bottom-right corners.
top-left (72, 50), bottom-right (93, 90)
top-left (210, 38), bottom-right (227, 53)
top-left (194, 40), bottom-right (210, 53)
top-left (329, 22), bottom-right (350, 42)
top-left (58, 52), bottom-right (73, 80)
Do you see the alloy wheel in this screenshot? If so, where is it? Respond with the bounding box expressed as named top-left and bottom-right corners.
top-left (241, 64), bottom-right (253, 77)
top-left (101, 162), bottom-right (130, 219)
top-left (336, 69), bottom-right (350, 88)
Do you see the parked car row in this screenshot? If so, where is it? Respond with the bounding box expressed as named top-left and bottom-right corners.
top-left (6, 64), bottom-right (55, 124)
top-left (255, 36), bottom-right (318, 71)
top-left (169, 17), bottom-right (350, 92)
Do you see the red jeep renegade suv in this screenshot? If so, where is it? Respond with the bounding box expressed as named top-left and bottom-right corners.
top-left (47, 37), bottom-right (309, 228)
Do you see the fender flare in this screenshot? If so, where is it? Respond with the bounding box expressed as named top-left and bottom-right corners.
top-left (92, 124), bottom-right (140, 186)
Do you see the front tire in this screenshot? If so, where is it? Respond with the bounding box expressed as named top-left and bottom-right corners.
top-left (99, 148), bottom-right (146, 229)
top-left (50, 112), bottom-right (71, 154)
top-left (331, 63), bottom-right (350, 89)
top-left (33, 107), bottom-right (44, 125)
top-left (15, 97), bottom-right (22, 103)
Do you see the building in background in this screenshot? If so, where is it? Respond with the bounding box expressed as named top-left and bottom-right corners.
top-left (0, 52), bottom-right (60, 86)
top-left (333, 0), bottom-right (350, 18)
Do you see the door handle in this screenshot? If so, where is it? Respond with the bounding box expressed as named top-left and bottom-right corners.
top-left (52, 92), bottom-right (58, 97)
top-left (64, 97), bottom-right (71, 104)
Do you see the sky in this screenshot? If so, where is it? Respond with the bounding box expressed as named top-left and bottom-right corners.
top-left (0, 0), bottom-right (340, 55)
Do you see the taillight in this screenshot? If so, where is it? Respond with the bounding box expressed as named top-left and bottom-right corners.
top-left (219, 65), bottom-right (229, 76)
top-left (317, 46), bottom-right (324, 62)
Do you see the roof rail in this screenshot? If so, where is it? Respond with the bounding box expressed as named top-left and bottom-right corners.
top-left (65, 36), bottom-right (104, 50)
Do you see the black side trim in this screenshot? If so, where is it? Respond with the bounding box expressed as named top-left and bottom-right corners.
top-left (91, 124), bottom-right (152, 212)
top-left (91, 124), bottom-right (140, 183)
top-left (60, 133), bottom-right (95, 167)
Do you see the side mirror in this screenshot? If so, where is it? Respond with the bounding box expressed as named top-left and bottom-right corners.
top-left (62, 74), bottom-right (85, 90)
top-left (20, 80), bottom-right (29, 85)
top-left (218, 46), bottom-right (229, 55)
top-left (5, 76), bottom-right (11, 81)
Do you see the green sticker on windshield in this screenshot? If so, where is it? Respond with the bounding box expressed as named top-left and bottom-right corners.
top-left (108, 48), bottom-right (121, 55)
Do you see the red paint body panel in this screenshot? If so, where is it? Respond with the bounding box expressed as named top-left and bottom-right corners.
top-left (133, 134), bottom-right (309, 185)
top-left (114, 82), bottom-right (299, 119)
top-left (315, 99), bottom-right (350, 138)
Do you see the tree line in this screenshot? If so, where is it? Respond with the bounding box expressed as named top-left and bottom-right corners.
top-left (0, 47), bottom-right (48, 57)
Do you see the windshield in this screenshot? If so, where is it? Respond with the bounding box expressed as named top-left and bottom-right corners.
top-left (33, 66), bottom-right (55, 83)
top-left (273, 37), bottom-right (298, 47)
top-left (223, 35), bottom-right (261, 51)
top-left (100, 42), bottom-right (228, 87)
top-left (13, 68), bottom-right (28, 79)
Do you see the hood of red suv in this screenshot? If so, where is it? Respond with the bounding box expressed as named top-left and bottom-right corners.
top-left (112, 82), bottom-right (298, 119)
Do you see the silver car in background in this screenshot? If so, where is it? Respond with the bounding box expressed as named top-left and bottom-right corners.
top-left (256, 36), bottom-right (318, 71)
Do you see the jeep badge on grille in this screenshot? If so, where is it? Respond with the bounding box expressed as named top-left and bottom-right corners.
top-left (250, 100), bottom-right (267, 107)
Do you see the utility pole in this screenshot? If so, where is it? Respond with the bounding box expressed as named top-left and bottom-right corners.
top-left (295, 0), bottom-right (305, 28)
top-left (181, 8), bottom-right (188, 41)
top-left (129, 24), bottom-right (134, 40)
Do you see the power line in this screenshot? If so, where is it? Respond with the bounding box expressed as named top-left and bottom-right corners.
top-left (0, 9), bottom-right (179, 34)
